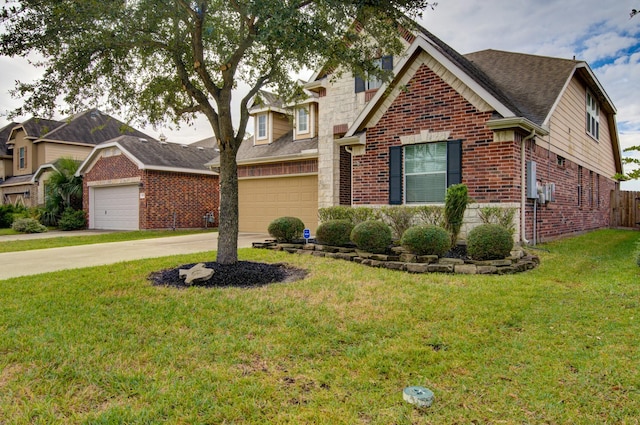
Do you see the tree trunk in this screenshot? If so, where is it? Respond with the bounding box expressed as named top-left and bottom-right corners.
top-left (216, 145), bottom-right (239, 264)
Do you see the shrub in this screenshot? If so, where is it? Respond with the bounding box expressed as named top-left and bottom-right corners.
top-left (267, 216), bottom-right (305, 243)
top-left (318, 206), bottom-right (378, 225)
top-left (315, 219), bottom-right (354, 246)
top-left (379, 206), bottom-right (417, 241)
top-left (444, 184), bottom-right (471, 245)
top-left (401, 225), bottom-right (451, 256)
top-left (0, 204), bottom-right (18, 228)
top-left (11, 217), bottom-right (48, 234)
top-left (415, 205), bottom-right (445, 227)
top-left (350, 220), bottom-right (392, 254)
top-left (467, 224), bottom-right (514, 261)
top-left (478, 206), bottom-right (516, 235)
top-left (57, 208), bottom-right (87, 231)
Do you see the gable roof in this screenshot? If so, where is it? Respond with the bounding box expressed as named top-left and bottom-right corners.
top-left (207, 131), bottom-right (318, 167)
top-left (77, 135), bottom-right (219, 176)
top-left (464, 49), bottom-right (581, 126)
top-left (10, 118), bottom-right (64, 141)
top-left (35, 109), bottom-right (152, 146)
top-left (0, 122), bottom-right (18, 156)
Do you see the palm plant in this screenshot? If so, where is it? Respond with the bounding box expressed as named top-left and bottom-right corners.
top-left (41, 158), bottom-right (83, 227)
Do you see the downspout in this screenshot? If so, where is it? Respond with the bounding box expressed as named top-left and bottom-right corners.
top-left (521, 129), bottom-right (536, 245)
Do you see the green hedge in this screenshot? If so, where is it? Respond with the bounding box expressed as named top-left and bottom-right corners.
top-left (401, 225), bottom-right (451, 256)
top-left (268, 216), bottom-right (305, 243)
top-left (315, 219), bottom-right (354, 246)
top-left (350, 220), bottom-right (392, 254)
top-left (467, 224), bottom-right (513, 261)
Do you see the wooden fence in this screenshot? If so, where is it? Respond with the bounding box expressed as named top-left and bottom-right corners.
top-left (610, 189), bottom-right (640, 228)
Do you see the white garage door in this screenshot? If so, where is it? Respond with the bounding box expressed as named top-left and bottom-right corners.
top-left (239, 175), bottom-right (318, 233)
top-left (91, 185), bottom-right (140, 230)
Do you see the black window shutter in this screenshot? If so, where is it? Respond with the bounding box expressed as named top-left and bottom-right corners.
top-left (389, 146), bottom-right (403, 204)
top-left (355, 76), bottom-right (365, 93)
top-left (447, 140), bottom-right (462, 186)
top-left (382, 55), bottom-right (393, 70)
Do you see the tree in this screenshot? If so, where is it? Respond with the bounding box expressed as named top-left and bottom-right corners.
top-left (614, 145), bottom-right (640, 182)
top-left (0, 0), bottom-right (432, 264)
top-left (41, 158), bottom-right (83, 227)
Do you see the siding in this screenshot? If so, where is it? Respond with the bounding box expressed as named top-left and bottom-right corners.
top-left (547, 78), bottom-right (617, 177)
top-left (41, 142), bottom-right (93, 163)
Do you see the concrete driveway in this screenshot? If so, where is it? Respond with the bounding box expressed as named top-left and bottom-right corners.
top-left (0, 232), bottom-right (269, 280)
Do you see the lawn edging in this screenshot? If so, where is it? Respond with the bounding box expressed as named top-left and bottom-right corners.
top-left (254, 240), bottom-right (539, 275)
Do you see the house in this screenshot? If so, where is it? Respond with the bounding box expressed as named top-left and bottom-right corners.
top-left (207, 90), bottom-right (320, 233)
top-left (0, 109), bottom-right (152, 206)
top-left (77, 136), bottom-right (219, 230)
top-left (227, 23), bottom-right (622, 242)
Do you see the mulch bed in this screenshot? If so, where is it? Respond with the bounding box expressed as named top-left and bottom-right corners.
top-left (149, 261), bottom-right (308, 289)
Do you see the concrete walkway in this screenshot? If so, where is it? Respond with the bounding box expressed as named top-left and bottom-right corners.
top-left (0, 232), bottom-right (269, 280)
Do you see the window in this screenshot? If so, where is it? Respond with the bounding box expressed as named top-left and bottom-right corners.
top-left (577, 165), bottom-right (583, 207)
top-left (557, 155), bottom-right (566, 167)
top-left (405, 143), bottom-right (447, 203)
top-left (586, 90), bottom-right (599, 140)
top-left (355, 56), bottom-right (393, 93)
top-left (296, 107), bottom-right (309, 134)
top-left (18, 147), bottom-right (25, 169)
top-left (389, 140), bottom-right (462, 205)
top-left (257, 114), bottom-right (267, 140)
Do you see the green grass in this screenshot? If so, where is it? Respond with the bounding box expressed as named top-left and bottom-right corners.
top-left (0, 229), bottom-right (217, 253)
top-left (0, 229), bottom-right (638, 424)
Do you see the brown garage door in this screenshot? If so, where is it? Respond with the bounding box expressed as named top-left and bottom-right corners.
top-left (239, 175), bottom-right (318, 233)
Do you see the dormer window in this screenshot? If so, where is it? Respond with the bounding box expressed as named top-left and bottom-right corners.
top-left (257, 114), bottom-right (268, 140)
top-left (18, 147), bottom-right (26, 169)
top-left (296, 107), bottom-right (309, 134)
top-left (586, 90), bottom-right (599, 140)
top-left (355, 55), bottom-right (393, 93)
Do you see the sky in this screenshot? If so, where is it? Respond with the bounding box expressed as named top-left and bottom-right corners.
top-left (1, 0), bottom-right (639, 189)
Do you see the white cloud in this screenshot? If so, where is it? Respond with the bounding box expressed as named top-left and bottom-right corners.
top-left (1, 0), bottom-right (639, 149)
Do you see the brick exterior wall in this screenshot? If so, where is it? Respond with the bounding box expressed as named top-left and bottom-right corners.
top-left (237, 159), bottom-right (317, 178)
top-left (339, 146), bottom-right (352, 205)
top-left (83, 153), bottom-right (219, 229)
top-left (523, 142), bottom-right (615, 242)
top-left (352, 63), bottom-right (495, 204)
top-left (351, 62), bottom-right (616, 241)
top-left (141, 170), bottom-right (218, 229)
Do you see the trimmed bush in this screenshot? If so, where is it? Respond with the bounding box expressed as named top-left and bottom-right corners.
top-left (478, 206), bottom-right (516, 235)
top-left (444, 184), bottom-right (471, 245)
top-left (401, 225), bottom-right (451, 256)
top-left (267, 216), bottom-right (305, 243)
top-left (415, 205), bottom-right (445, 227)
top-left (318, 206), bottom-right (378, 225)
top-left (350, 220), bottom-right (392, 254)
top-left (379, 206), bottom-right (416, 241)
top-left (315, 219), bottom-right (354, 246)
top-left (0, 204), bottom-right (17, 228)
top-left (11, 218), bottom-right (48, 234)
top-left (467, 224), bottom-right (514, 261)
top-left (58, 208), bottom-right (87, 231)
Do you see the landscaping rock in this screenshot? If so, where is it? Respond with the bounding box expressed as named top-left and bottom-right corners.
top-left (417, 255), bottom-right (439, 264)
top-left (399, 253), bottom-right (417, 263)
top-left (477, 265), bottom-right (498, 274)
top-left (179, 263), bottom-right (215, 285)
top-left (406, 263), bottom-right (430, 273)
top-left (303, 244), bottom-right (316, 250)
top-left (383, 261), bottom-right (406, 271)
top-left (312, 251), bottom-right (326, 257)
top-left (427, 263), bottom-right (454, 273)
top-left (439, 258), bottom-right (465, 265)
top-left (455, 264), bottom-right (477, 274)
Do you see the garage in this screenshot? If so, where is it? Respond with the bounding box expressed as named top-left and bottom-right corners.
top-left (239, 175), bottom-right (318, 233)
top-left (90, 185), bottom-right (140, 230)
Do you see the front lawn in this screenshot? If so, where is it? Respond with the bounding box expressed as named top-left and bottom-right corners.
top-left (0, 229), bottom-right (217, 253)
top-left (0, 229), bottom-right (638, 424)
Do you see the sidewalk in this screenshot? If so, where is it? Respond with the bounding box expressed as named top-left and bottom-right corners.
top-left (0, 232), bottom-right (269, 280)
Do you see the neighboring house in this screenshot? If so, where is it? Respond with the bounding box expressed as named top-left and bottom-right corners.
top-left (225, 23), bottom-right (622, 242)
top-left (77, 136), bottom-right (219, 230)
top-left (207, 90), bottom-right (320, 233)
top-left (0, 122), bottom-right (18, 184)
top-left (0, 109), bottom-right (152, 206)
